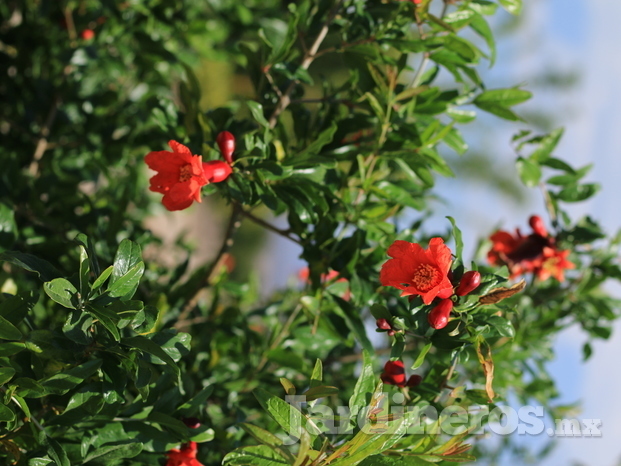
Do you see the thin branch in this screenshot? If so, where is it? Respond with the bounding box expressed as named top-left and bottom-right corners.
top-left (28, 95), bottom-right (62, 176)
top-left (240, 208), bottom-right (302, 245)
top-left (267, 0), bottom-right (345, 128)
top-left (433, 352), bottom-right (459, 403)
top-left (257, 304), bottom-right (302, 372)
top-left (174, 203), bottom-right (243, 329)
top-left (313, 36), bottom-right (376, 59)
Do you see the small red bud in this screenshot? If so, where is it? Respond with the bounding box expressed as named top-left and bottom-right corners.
top-left (427, 299), bottom-right (453, 330)
top-left (376, 318), bottom-right (392, 330)
top-left (381, 360), bottom-right (406, 387)
top-left (406, 374), bottom-right (422, 387)
top-left (203, 160), bottom-right (232, 183)
top-left (216, 131), bottom-right (236, 164)
top-left (455, 271), bottom-right (482, 297)
top-left (387, 330), bottom-right (395, 336)
top-left (81, 29), bottom-right (95, 40)
top-left (529, 215), bottom-right (548, 238)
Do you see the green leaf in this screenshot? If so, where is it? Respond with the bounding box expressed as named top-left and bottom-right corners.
top-left (0, 291), bottom-right (37, 326)
top-left (41, 434), bottom-right (70, 466)
top-left (92, 265), bottom-right (113, 292)
top-left (0, 342), bottom-right (26, 357)
top-left (122, 336), bottom-right (179, 375)
top-left (530, 128), bottom-right (564, 161)
top-left (499, 0), bottom-right (523, 15)
top-left (0, 203), bottom-right (17, 251)
top-left (109, 240), bottom-right (143, 300)
top-left (254, 387), bottom-right (305, 438)
top-left (40, 359), bottom-right (103, 395)
top-left (516, 157), bottom-right (541, 187)
top-left (223, 445), bottom-right (289, 465)
top-left (474, 88), bottom-right (531, 107)
top-left (0, 314), bottom-right (22, 340)
top-left (0, 402), bottom-right (15, 422)
top-left (487, 315), bottom-right (515, 338)
top-left (247, 101), bottom-right (270, 127)
top-left (556, 183), bottom-right (600, 203)
top-left (304, 385), bottom-right (339, 401)
top-left (85, 304), bottom-right (121, 341)
top-left (107, 262), bottom-right (145, 300)
top-left (83, 442), bottom-right (143, 465)
top-left (358, 455), bottom-right (433, 466)
top-left (309, 359), bottom-right (323, 389)
top-left (63, 311), bottom-right (94, 345)
top-left (349, 350), bottom-right (375, 419)
top-left (296, 123), bottom-right (337, 159)
top-left (411, 342), bottom-right (433, 370)
top-left (0, 251), bottom-right (61, 282)
top-left (44, 278), bottom-right (78, 309)
top-left (0, 366), bottom-right (16, 385)
top-left (79, 246), bottom-right (91, 298)
top-left (446, 216), bottom-right (463, 259)
top-left (240, 423), bottom-right (284, 447)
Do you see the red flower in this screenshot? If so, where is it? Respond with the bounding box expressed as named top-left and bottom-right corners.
top-left (145, 141), bottom-right (210, 211)
top-left (203, 160), bottom-right (232, 183)
top-left (487, 215), bottom-right (574, 281)
top-left (379, 238), bottom-right (453, 304)
top-left (166, 442), bottom-right (204, 466)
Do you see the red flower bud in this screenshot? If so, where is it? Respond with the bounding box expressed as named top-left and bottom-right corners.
top-left (406, 374), bottom-right (422, 387)
top-left (376, 318), bottom-right (391, 330)
top-left (203, 160), bottom-right (232, 183)
top-left (455, 271), bottom-right (481, 296)
top-left (427, 299), bottom-right (453, 330)
top-left (529, 215), bottom-right (548, 238)
top-left (216, 131), bottom-right (236, 164)
top-left (381, 360), bottom-right (406, 387)
top-left (81, 29), bottom-right (95, 40)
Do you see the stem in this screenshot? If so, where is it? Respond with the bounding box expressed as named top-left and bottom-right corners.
top-left (174, 203), bottom-right (243, 329)
top-left (433, 353), bottom-right (459, 403)
top-left (267, 0), bottom-right (345, 128)
top-left (256, 305), bottom-right (302, 372)
top-left (239, 208), bottom-right (302, 245)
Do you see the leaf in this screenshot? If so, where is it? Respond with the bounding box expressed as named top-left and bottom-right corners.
top-left (79, 245), bottom-right (91, 298)
top-left (499, 0), bottom-right (522, 15)
top-left (254, 387), bottom-right (305, 439)
top-left (556, 183), bottom-right (600, 203)
top-left (516, 157), bottom-right (541, 187)
top-left (0, 367), bottom-right (16, 385)
top-left (479, 279), bottom-right (526, 304)
top-left (296, 123), bottom-right (337, 159)
top-left (530, 127), bottom-right (564, 161)
top-left (240, 423), bottom-right (284, 447)
top-left (111, 239), bottom-right (143, 283)
top-left (0, 203), bottom-right (17, 251)
top-left (309, 359), bottom-right (323, 389)
top-left (280, 377), bottom-right (296, 395)
top-left (0, 403), bottom-right (15, 422)
top-left (474, 88), bottom-right (531, 107)
top-left (0, 315), bottom-right (22, 340)
top-left (121, 336), bottom-right (179, 375)
top-left (44, 278), bottom-right (78, 309)
top-left (223, 445), bottom-right (289, 465)
top-left (92, 265), bottom-right (113, 292)
top-left (247, 101), bottom-right (270, 127)
top-left (486, 315), bottom-right (515, 338)
top-left (475, 339), bottom-right (495, 401)
top-left (85, 304), bottom-right (121, 341)
top-left (411, 342), bottom-right (432, 370)
top-left (40, 359), bottom-right (102, 395)
top-left (446, 216), bottom-right (463, 259)
top-left (303, 385), bottom-right (339, 401)
top-left (0, 251), bottom-right (61, 282)
top-left (83, 442), bottom-right (143, 464)
top-left (41, 433), bottom-right (70, 466)
top-left (63, 311), bottom-right (94, 345)
top-left (107, 262), bottom-right (145, 300)
top-left (348, 350), bottom-right (375, 419)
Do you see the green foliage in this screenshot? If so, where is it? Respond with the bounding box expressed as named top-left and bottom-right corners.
top-left (1, 1), bottom-right (619, 465)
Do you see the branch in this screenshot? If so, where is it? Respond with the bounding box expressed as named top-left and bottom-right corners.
top-left (174, 203), bottom-right (242, 329)
top-left (28, 95), bottom-right (62, 176)
top-left (267, 0), bottom-right (345, 128)
top-left (239, 208), bottom-right (302, 245)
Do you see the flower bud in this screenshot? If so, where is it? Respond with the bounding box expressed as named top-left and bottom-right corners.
top-left (81, 29), bottom-right (95, 40)
top-left (455, 271), bottom-right (481, 296)
top-left (203, 160), bottom-right (232, 183)
top-left (216, 131), bottom-right (236, 164)
top-left (380, 360), bottom-right (406, 387)
top-left (406, 374), bottom-right (422, 387)
top-left (427, 299), bottom-right (453, 330)
top-left (529, 215), bottom-right (548, 238)
top-left (376, 318), bottom-right (391, 330)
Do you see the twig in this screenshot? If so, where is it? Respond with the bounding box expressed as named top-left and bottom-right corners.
top-left (239, 208), bottom-right (302, 245)
top-left (28, 95), bottom-right (62, 176)
top-left (257, 304), bottom-right (303, 372)
top-left (174, 203), bottom-right (243, 329)
top-left (433, 352), bottom-right (459, 403)
top-left (313, 36), bottom-right (377, 59)
top-left (267, 0), bottom-right (345, 128)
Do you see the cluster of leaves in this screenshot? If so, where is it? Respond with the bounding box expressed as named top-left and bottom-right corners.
top-left (2, 0), bottom-right (621, 465)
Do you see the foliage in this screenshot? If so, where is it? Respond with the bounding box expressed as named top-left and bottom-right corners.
top-left (1, 1), bottom-right (618, 465)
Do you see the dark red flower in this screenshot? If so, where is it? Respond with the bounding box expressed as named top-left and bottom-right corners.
top-left (379, 238), bottom-right (454, 304)
top-left (145, 141), bottom-right (210, 211)
top-left (166, 442), bottom-right (204, 466)
top-left (487, 215), bottom-right (574, 281)
top-left (381, 360), bottom-right (407, 387)
top-left (406, 374), bottom-right (423, 387)
top-left (427, 298), bottom-right (453, 330)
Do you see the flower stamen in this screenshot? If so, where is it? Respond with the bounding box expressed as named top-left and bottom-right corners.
top-left (412, 264), bottom-right (439, 292)
top-left (179, 164), bottom-right (193, 182)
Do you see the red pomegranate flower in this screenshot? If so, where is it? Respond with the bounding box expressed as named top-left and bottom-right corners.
top-left (487, 215), bottom-right (574, 281)
top-left (145, 141), bottom-right (210, 211)
top-left (379, 238), bottom-right (454, 304)
top-left (166, 442), bottom-right (204, 466)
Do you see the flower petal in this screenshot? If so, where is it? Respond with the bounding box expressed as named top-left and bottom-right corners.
top-left (168, 140), bottom-right (193, 155)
